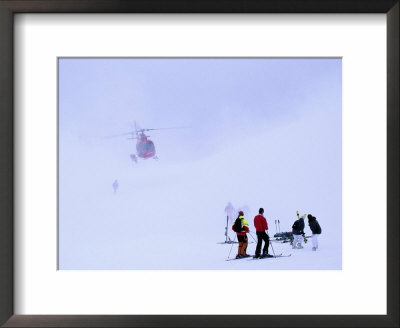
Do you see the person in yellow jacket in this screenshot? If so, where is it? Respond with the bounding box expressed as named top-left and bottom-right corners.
top-left (232, 211), bottom-right (250, 258)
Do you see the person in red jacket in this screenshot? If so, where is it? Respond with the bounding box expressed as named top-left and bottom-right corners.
top-left (253, 208), bottom-right (269, 258)
top-left (232, 211), bottom-right (250, 258)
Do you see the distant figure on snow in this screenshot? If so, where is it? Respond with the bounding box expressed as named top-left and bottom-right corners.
top-left (224, 202), bottom-right (236, 225)
top-left (253, 208), bottom-right (270, 258)
top-left (307, 214), bottom-right (322, 251)
top-left (232, 211), bottom-right (250, 259)
top-left (292, 214), bottom-right (305, 249)
top-left (112, 179), bottom-right (119, 193)
top-left (224, 202), bottom-right (236, 242)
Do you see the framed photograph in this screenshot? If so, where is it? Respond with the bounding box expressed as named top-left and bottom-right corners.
top-left (0, 1), bottom-right (398, 327)
top-left (56, 56), bottom-right (342, 271)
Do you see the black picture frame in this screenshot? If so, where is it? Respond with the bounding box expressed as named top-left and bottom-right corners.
top-left (0, 1), bottom-right (398, 327)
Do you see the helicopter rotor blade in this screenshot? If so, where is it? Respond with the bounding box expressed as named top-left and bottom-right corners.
top-left (140, 126), bottom-right (190, 132)
top-left (105, 124), bottom-right (189, 138)
top-left (105, 132), bottom-right (135, 139)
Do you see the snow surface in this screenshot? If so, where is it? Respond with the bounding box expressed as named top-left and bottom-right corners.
top-left (58, 58), bottom-right (342, 270)
top-left (58, 156), bottom-right (341, 270)
top-left (59, 133), bottom-right (342, 270)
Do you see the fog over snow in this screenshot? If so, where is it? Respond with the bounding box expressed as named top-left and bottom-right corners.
top-left (58, 58), bottom-right (342, 270)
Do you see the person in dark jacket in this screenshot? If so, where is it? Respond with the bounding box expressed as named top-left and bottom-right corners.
top-left (253, 208), bottom-right (270, 258)
top-left (292, 214), bottom-right (305, 249)
top-left (307, 214), bottom-right (322, 251)
top-left (232, 211), bottom-right (250, 258)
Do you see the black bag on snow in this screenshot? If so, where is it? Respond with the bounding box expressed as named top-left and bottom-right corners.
top-left (233, 218), bottom-right (243, 232)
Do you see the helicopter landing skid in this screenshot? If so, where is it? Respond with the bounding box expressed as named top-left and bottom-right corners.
top-left (130, 154), bottom-right (138, 163)
top-left (153, 156), bottom-right (159, 161)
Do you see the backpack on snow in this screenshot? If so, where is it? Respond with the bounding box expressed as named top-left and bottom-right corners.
top-left (292, 220), bottom-right (300, 230)
top-left (233, 218), bottom-right (243, 232)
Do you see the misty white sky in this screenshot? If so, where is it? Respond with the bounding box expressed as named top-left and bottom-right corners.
top-left (58, 58), bottom-right (342, 269)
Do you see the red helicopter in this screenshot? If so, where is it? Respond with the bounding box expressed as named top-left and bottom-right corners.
top-left (129, 124), bottom-right (158, 162)
top-left (109, 122), bottom-right (186, 163)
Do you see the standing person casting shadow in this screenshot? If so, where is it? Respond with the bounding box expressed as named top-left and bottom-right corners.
top-left (232, 211), bottom-right (250, 259)
top-left (253, 208), bottom-right (270, 258)
top-left (307, 214), bottom-right (322, 251)
top-left (292, 214), bottom-right (305, 249)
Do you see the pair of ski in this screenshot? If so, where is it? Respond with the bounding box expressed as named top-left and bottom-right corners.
top-left (217, 241), bottom-right (255, 245)
top-left (248, 253), bottom-right (291, 260)
top-left (226, 253), bottom-right (291, 261)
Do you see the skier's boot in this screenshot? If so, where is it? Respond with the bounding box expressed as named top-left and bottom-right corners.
top-left (312, 247), bottom-right (316, 251)
top-left (235, 254), bottom-right (242, 259)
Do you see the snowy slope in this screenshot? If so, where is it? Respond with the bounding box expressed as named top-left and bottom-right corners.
top-left (59, 123), bottom-right (342, 270)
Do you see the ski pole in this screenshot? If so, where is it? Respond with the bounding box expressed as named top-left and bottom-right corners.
top-left (278, 219), bottom-right (281, 233)
top-left (275, 220), bottom-right (277, 234)
top-left (225, 215), bottom-right (229, 242)
top-left (227, 234), bottom-right (237, 259)
top-left (249, 232), bottom-right (257, 243)
top-left (268, 235), bottom-right (277, 258)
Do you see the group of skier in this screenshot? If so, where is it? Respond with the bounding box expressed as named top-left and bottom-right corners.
top-left (231, 208), bottom-right (322, 259)
top-left (291, 211), bottom-right (322, 251)
top-left (231, 208), bottom-right (271, 259)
